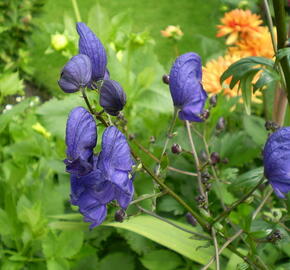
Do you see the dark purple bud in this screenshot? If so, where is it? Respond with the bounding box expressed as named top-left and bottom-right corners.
top-left (115, 209), bottom-right (126, 222)
top-left (263, 127), bottom-right (290, 198)
top-left (267, 230), bottom-right (282, 242)
top-left (100, 80), bottom-right (126, 116)
top-left (169, 52), bottom-right (207, 122)
top-left (209, 95), bottom-right (218, 107)
top-left (216, 117), bottom-right (225, 131)
top-left (205, 183), bottom-right (211, 191)
top-left (128, 134), bottom-right (135, 140)
top-left (171, 143), bottom-right (182, 154)
top-left (201, 171), bottom-right (210, 183)
top-left (185, 212), bottom-right (197, 227)
top-left (199, 150), bottom-right (208, 163)
top-left (265, 120), bottom-right (272, 131)
top-left (58, 54), bottom-right (92, 93)
top-left (210, 152), bottom-right (220, 165)
top-left (162, 74), bottom-right (170, 84)
top-left (77, 22), bottom-right (107, 83)
top-left (200, 109), bottom-right (210, 120)
top-left (195, 195), bottom-right (206, 207)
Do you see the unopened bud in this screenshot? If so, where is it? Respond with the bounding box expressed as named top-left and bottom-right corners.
top-left (171, 143), bottom-right (182, 154)
top-left (201, 172), bottom-right (210, 183)
top-left (199, 150), bottom-right (208, 163)
top-left (195, 195), bottom-right (206, 207)
top-left (128, 133), bottom-right (135, 140)
top-left (209, 95), bottom-right (217, 107)
top-left (267, 230), bottom-right (282, 242)
top-left (210, 152), bottom-right (220, 165)
top-left (162, 74), bottom-right (170, 84)
top-left (114, 209), bottom-right (126, 222)
top-left (205, 183), bottom-right (211, 191)
top-left (222, 158), bottom-right (229, 164)
top-left (265, 121), bottom-right (280, 131)
top-left (201, 109), bottom-right (210, 120)
top-left (216, 117), bottom-right (225, 131)
top-left (185, 212), bottom-right (197, 227)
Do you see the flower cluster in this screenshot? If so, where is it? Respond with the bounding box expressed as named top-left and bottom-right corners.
top-left (203, 9), bottom-right (275, 100)
top-left (64, 107), bottom-right (134, 228)
top-left (58, 23), bottom-right (126, 116)
top-left (263, 127), bottom-right (290, 198)
top-left (169, 52), bottom-right (207, 122)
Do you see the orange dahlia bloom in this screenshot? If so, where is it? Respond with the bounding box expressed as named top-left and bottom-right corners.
top-left (202, 54), bottom-right (262, 103)
top-left (217, 9), bottom-right (263, 45)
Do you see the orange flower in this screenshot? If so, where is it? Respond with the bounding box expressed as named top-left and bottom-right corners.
top-left (160, 25), bottom-right (183, 40)
top-left (202, 54), bottom-right (262, 103)
top-left (233, 26), bottom-right (275, 59)
top-left (217, 9), bottom-right (263, 45)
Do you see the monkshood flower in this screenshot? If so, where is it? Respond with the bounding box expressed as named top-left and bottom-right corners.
top-left (64, 106), bottom-right (97, 175)
top-left (77, 22), bottom-right (108, 85)
top-left (65, 107), bottom-right (134, 227)
top-left (100, 80), bottom-right (127, 116)
top-left (58, 54), bottom-right (92, 93)
top-left (169, 52), bottom-right (207, 122)
top-left (263, 127), bottom-right (290, 198)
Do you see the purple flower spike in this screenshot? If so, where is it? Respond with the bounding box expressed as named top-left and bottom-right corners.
top-left (169, 52), bottom-right (207, 122)
top-left (77, 22), bottom-right (107, 84)
top-left (263, 127), bottom-right (290, 198)
top-left (58, 54), bottom-right (92, 93)
top-left (97, 126), bottom-right (134, 209)
top-left (100, 80), bottom-right (127, 116)
top-left (64, 107), bottom-right (97, 176)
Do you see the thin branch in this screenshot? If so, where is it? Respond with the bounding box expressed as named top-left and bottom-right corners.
top-left (130, 191), bottom-right (166, 205)
top-left (137, 205), bottom-right (211, 240)
top-left (71, 0), bottom-right (82, 22)
top-left (211, 177), bottom-right (265, 226)
top-left (212, 228), bottom-right (220, 270)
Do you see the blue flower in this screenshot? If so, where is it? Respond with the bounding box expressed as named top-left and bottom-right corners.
top-left (100, 80), bottom-right (127, 116)
top-left (64, 107), bottom-right (134, 227)
top-left (58, 54), bottom-right (92, 93)
top-left (263, 127), bottom-right (290, 198)
top-left (169, 52), bottom-right (207, 122)
top-left (64, 107), bottom-right (97, 176)
top-left (77, 22), bottom-right (108, 86)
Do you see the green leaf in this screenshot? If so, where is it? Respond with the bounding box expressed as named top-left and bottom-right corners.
top-left (0, 72), bottom-right (24, 102)
top-left (141, 250), bottom-right (183, 270)
top-left (253, 69), bottom-right (279, 92)
top-left (105, 215), bottom-right (216, 264)
top-left (57, 231), bottom-right (84, 258)
top-left (47, 258), bottom-right (69, 270)
top-left (230, 167), bottom-right (264, 192)
top-left (97, 252), bottom-right (135, 270)
top-left (157, 196), bottom-right (185, 215)
top-left (276, 47), bottom-right (290, 61)
top-left (243, 115), bottom-right (267, 146)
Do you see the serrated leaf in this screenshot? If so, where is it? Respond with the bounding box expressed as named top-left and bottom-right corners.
top-left (57, 231), bottom-right (84, 258)
top-left (98, 252), bottom-right (135, 270)
top-left (141, 250), bottom-right (183, 270)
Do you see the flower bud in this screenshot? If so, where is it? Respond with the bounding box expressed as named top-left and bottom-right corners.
top-left (209, 95), bottom-right (217, 107)
top-left (199, 150), bottom-right (208, 163)
top-left (201, 109), bottom-right (210, 120)
top-left (210, 152), bottom-right (220, 165)
top-left (149, 136), bottom-right (156, 144)
top-left (265, 120), bottom-right (280, 131)
top-left (114, 209), bottom-right (126, 222)
top-left (171, 143), bottom-right (182, 154)
top-left (51, 33), bottom-right (68, 51)
top-left (267, 230), bottom-right (282, 242)
top-left (185, 212), bottom-right (197, 227)
top-left (216, 117), bottom-right (225, 131)
top-left (201, 171), bottom-right (210, 183)
top-left (128, 134), bottom-right (135, 140)
top-left (100, 80), bottom-right (126, 116)
top-left (58, 54), bottom-right (92, 93)
top-left (195, 195), bottom-right (206, 207)
top-left (162, 74), bottom-right (170, 84)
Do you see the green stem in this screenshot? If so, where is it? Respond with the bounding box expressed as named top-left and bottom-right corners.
top-left (71, 0), bottom-right (82, 22)
top-left (156, 107), bottom-right (179, 175)
top-left (130, 191), bottom-right (166, 205)
top-left (273, 0), bottom-right (290, 103)
top-left (211, 177), bottom-right (265, 226)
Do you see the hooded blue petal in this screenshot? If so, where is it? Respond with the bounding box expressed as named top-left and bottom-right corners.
top-left (77, 22), bottom-right (107, 83)
top-left (65, 107), bottom-right (97, 175)
top-left (58, 54), bottom-right (92, 93)
top-left (100, 80), bottom-right (126, 116)
top-left (263, 127), bottom-right (290, 198)
top-left (169, 52), bottom-right (207, 122)
top-left (97, 126), bottom-right (134, 208)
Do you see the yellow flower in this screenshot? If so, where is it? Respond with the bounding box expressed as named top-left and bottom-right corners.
top-left (32, 122), bottom-right (51, 138)
top-left (160, 25), bottom-right (184, 40)
top-left (217, 9), bottom-right (262, 45)
top-left (202, 54), bottom-right (262, 103)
